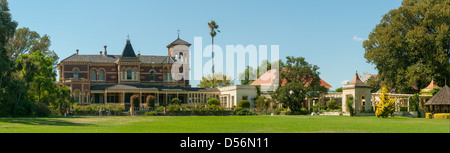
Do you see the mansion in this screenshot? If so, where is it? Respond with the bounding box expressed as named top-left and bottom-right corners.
top-left (58, 37), bottom-right (257, 110)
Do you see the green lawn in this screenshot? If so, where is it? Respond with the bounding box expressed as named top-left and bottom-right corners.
top-left (0, 115), bottom-right (449, 133)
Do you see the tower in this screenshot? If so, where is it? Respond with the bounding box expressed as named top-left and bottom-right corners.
top-left (167, 36), bottom-right (191, 87)
top-left (342, 72), bottom-right (372, 115)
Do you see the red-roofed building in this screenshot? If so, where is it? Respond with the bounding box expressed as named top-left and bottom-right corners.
top-left (250, 69), bottom-right (332, 109)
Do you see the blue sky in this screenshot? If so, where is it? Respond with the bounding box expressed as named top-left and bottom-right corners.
top-left (8, 0), bottom-right (403, 90)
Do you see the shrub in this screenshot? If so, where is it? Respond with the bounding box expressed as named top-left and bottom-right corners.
top-left (33, 103), bottom-right (51, 117)
top-left (434, 113), bottom-right (450, 119)
top-left (171, 98), bottom-right (182, 105)
top-left (157, 106), bottom-right (165, 112)
top-left (326, 99), bottom-right (337, 110)
top-left (206, 98), bottom-right (220, 106)
top-left (425, 113), bottom-right (432, 119)
top-left (142, 111), bottom-right (156, 116)
top-left (234, 109), bottom-right (256, 116)
top-left (273, 108), bottom-right (283, 115)
top-left (237, 100), bottom-right (250, 108)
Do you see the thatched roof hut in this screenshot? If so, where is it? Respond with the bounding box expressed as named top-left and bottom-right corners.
top-left (425, 85), bottom-right (450, 113)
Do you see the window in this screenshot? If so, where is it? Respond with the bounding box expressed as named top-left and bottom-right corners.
top-left (127, 69), bottom-right (132, 80)
top-left (122, 69), bottom-right (125, 80)
top-left (91, 70), bottom-right (97, 81)
top-left (150, 71), bottom-right (155, 81)
top-left (99, 70), bottom-right (104, 81)
top-left (134, 69), bottom-right (137, 80)
top-left (73, 69), bottom-right (79, 79)
top-left (74, 91), bottom-right (80, 103)
top-left (242, 95), bottom-right (248, 100)
top-left (165, 72), bottom-right (173, 82)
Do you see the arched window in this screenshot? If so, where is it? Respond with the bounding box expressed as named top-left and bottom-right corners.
top-left (73, 69), bottom-right (79, 79)
top-left (127, 69), bottom-right (132, 80)
top-left (99, 70), bottom-right (105, 81)
top-left (150, 71), bottom-right (155, 81)
top-left (91, 70), bottom-right (97, 81)
top-left (134, 69), bottom-right (137, 80)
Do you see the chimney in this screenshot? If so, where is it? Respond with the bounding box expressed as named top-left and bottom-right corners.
top-left (104, 45), bottom-right (107, 56)
top-left (76, 49), bottom-right (79, 55)
top-left (100, 51), bottom-right (103, 55)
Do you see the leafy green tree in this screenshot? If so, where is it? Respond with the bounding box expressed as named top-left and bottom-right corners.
top-left (198, 72), bottom-right (234, 88)
top-left (363, 0), bottom-right (450, 93)
top-left (15, 50), bottom-right (56, 104)
top-left (6, 27), bottom-right (58, 63)
top-left (365, 76), bottom-right (381, 93)
top-left (271, 56), bottom-right (327, 112)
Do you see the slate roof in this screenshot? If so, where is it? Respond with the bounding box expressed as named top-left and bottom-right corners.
top-left (121, 40), bottom-right (137, 57)
top-left (167, 38), bottom-right (192, 48)
top-left (425, 85), bottom-right (450, 106)
top-left (60, 54), bottom-right (176, 64)
top-left (60, 39), bottom-right (177, 64)
top-left (91, 84), bottom-right (219, 92)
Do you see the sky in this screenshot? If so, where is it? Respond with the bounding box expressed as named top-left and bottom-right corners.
top-left (8, 0), bottom-right (403, 90)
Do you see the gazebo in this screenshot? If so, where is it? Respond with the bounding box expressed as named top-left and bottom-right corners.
top-left (425, 85), bottom-right (450, 113)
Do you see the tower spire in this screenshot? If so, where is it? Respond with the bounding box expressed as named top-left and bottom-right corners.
top-left (177, 29), bottom-right (180, 39)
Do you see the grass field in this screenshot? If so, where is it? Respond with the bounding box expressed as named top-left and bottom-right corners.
top-left (0, 115), bottom-right (449, 133)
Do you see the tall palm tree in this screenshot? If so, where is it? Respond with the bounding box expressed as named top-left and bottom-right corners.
top-left (208, 20), bottom-right (220, 87)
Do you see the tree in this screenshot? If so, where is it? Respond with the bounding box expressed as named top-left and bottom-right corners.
top-left (363, 0), bottom-right (450, 94)
top-left (208, 20), bottom-right (220, 87)
top-left (376, 87), bottom-right (397, 118)
top-left (6, 27), bottom-right (59, 64)
top-left (51, 83), bottom-right (73, 115)
top-left (271, 56), bottom-right (327, 112)
top-left (15, 50), bottom-right (56, 104)
top-left (365, 76), bottom-right (381, 93)
top-left (198, 73), bottom-right (234, 88)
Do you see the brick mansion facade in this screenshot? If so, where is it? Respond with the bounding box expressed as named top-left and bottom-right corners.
top-left (58, 37), bottom-right (225, 110)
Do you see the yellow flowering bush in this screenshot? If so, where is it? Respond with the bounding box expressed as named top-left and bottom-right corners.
top-left (425, 113), bottom-right (432, 119)
top-left (434, 113), bottom-right (450, 119)
top-left (376, 87), bottom-right (396, 118)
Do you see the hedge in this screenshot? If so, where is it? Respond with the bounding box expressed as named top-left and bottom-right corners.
top-left (434, 113), bottom-right (450, 119)
top-left (72, 104), bottom-right (125, 116)
top-left (165, 104), bottom-right (230, 116)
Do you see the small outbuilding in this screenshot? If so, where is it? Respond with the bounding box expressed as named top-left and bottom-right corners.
top-left (425, 85), bottom-right (450, 113)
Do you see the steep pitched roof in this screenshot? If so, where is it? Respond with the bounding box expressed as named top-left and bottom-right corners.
top-left (423, 80), bottom-right (439, 90)
top-left (425, 85), bottom-right (450, 105)
top-left (121, 40), bottom-right (137, 57)
top-left (250, 69), bottom-right (332, 88)
top-left (166, 38), bottom-right (191, 48)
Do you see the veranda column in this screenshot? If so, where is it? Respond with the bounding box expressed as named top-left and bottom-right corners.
top-left (139, 92), bottom-right (142, 107)
top-left (104, 91), bottom-right (107, 105)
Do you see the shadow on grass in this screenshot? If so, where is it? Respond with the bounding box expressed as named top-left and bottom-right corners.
top-left (0, 117), bottom-right (93, 127)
